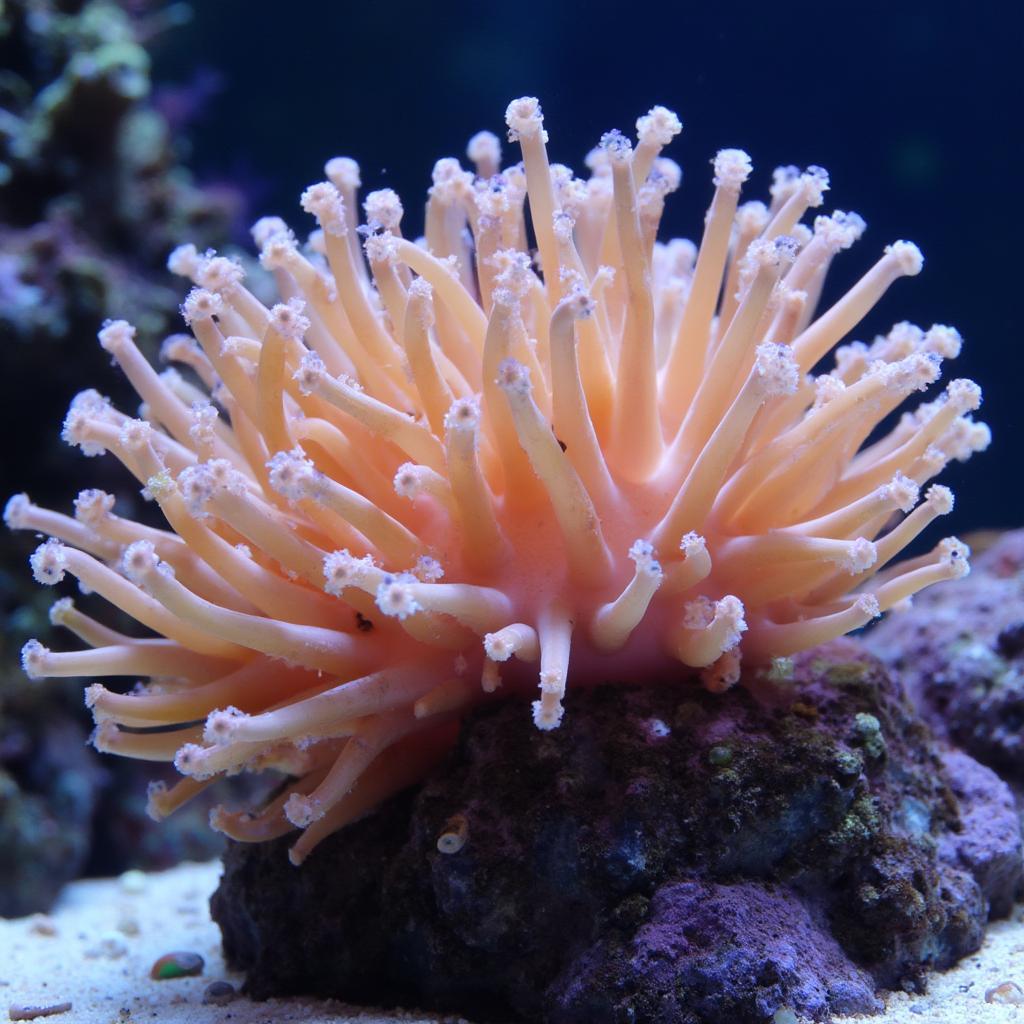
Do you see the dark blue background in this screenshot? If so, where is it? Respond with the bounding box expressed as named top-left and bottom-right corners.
top-left (152, 0), bottom-right (1021, 537)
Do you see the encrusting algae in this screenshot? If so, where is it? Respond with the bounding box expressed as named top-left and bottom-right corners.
top-left (7, 97), bottom-right (988, 864)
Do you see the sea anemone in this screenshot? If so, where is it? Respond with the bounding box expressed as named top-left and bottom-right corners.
top-left (8, 97), bottom-right (988, 864)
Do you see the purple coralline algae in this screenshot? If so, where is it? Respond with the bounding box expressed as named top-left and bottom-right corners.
top-left (868, 530), bottom-right (1024, 779)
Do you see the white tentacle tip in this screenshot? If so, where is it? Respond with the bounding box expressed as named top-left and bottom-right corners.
top-left (505, 97), bottom-right (546, 141)
top-left (284, 792), bottom-right (324, 828)
top-left (48, 596), bottom-right (75, 625)
top-left (324, 155), bottom-right (361, 191)
top-left (923, 324), bottom-right (962, 359)
top-left (628, 539), bottom-right (662, 578)
top-left (204, 706), bottom-right (247, 746)
top-left (83, 683), bottom-right (105, 713)
top-left (495, 358), bottom-right (531, 395)
top-left (842, 538), bottom-right (878, 575)
top-left (413, 556), bottom-right (444, 583)
top-left (599, 129), bottom-right (633, 162)
top-left (947, 378), bottom-right (982, 414)
top-left (636, 105), bottom-right (682, 147)
top-left (300, 181), bottom-right (347, 236)
top-left (364, 188), bottom-right (404, 230)
top-left (925, 485), bottom-right (954, 515)
top-left (30, 539), bottom-right (67, 585)
top-left (679, 532), bottom-right (708, 558)
top-left (97, 319), bottom-right (135, 355)
top-left (119, 418), bottom-right (153, 453)
top-left (939, 537), bottom-right (971, 578)
top-left (444, 397), bottom-right (481, 434)
top-left (799, 165), bottom-right (830, 206)
top-left (269, 298), bottom-right (311, 340)
top-left (467, 130), bottom-right (501, 168)
top-left (560, 290), bottom-right (596, 321)
top-left (752, 343), bottom-right (800, 397)
top-left (121, 540), bottom-right (162, 586)
top-left (885, 240), bottom-right (924, 276)
top-left (167, 243), bottom-right (200, 278)
top-left (208, 805), bottom-right (233, 834)
top-left (174, 743), bottom-right (216, 780)
top-left (20, 639), bottom-right (48, 679)
top-left (294, 351), bottom-right (327, 395)
top-left (393, 463), bottom-right (425, 499)
top-left (375, 574), bottom-right (423, 620)
top-left (176, 464), bottom-right (216, 518)
top-left (251, 216), bottom-right (291, 248)
top-left (323, 549), bottom-right (377, 596)
top-left (180, 287), bottom-right (224, 325)
top-left (4, 493), bottom-right (31, 529)
top-left (74, 488), bottom-right (115, 526)
top-left (715, 596), bottom-right (748, 645)
top-left (260, 234), bottom-right (298, 270)
top-left (532, 699), bottom-right (565, 731)
top-left (713, 149), bottom-right (752, 190)
top-left (884, 473), bottom-right (920, 514)
top-left (483, 633), bottom-right (510, 662)
top-left (91, 720), bottom-right (120, 753)
top-left (267, 449), bottom-right (322, 502)
top-left (364, 230), bottom-right (399, 265)
top-left (197, 255), bottom-right (245, 294)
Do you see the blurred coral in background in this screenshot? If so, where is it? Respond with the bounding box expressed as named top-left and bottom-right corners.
top-left (0, 0), bottom-right (249, 916)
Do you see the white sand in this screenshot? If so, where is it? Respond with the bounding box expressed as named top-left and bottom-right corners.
top-left (1, 860), bottom-right (1022, 1023)
top-left (0, 861), bottom-right (464, 1024)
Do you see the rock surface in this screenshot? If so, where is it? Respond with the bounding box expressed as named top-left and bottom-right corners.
top-left (867, 530), bottom-right (1024, 780)
top-left (212, 641), bottom-right (1023, 1024)
top-left (938, 749), bottom-right (1023, 919)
